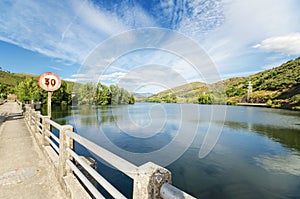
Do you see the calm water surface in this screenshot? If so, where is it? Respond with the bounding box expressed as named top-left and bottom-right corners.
top-left (47, 103), bottom-right (300, 199)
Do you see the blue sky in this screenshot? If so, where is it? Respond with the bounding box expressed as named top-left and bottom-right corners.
top-left (0, 0), bottom-right (300, 93)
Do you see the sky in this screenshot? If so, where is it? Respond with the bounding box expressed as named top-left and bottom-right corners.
top-left (0, 0), bottom-right (300, 93)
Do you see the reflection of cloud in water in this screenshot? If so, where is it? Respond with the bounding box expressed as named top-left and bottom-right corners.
top-left (254, 153), bottom-right (300, 176)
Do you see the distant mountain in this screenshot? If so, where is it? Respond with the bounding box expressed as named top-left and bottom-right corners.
top-left (145, 57), bottom-right (300, 110)
top-left (133, 92), bottom-right (154, 98)
top-left (146, 82), bottom-right (208, 103)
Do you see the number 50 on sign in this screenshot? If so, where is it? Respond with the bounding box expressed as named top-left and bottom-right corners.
top-left (38, 72), bottom-right (61, 92)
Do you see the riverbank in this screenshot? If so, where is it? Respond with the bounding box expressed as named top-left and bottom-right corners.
top-left (237, 103), bottom-right (268, 107)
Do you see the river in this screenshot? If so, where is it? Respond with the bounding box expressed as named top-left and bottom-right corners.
top-left (45, 103), bottom-right (300, 199)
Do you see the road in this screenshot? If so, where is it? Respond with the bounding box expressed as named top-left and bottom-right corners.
top-left (0, 102), bottom-right (67, 199)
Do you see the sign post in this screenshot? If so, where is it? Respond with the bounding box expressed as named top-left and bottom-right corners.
top-left (48, 91), bottom-right (52, 118)
top-left (38, 72), bottom-right (61, 118)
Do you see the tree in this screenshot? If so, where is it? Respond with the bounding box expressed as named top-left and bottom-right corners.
top-left (16, 78), bottom-right (41, 102)
top-left (129, 94), bottom-right (135, 104)
top-left (110, 85), bottom-right (121, 105)
top-left (76, 82), bottom-right (135, 105)
top-left (198, 93), bottom-right (212, 104)
top-left (95, 83), bottom-right (111, 105)
top-left (163, 93), bottom-right (177, 103)
top-left (52, 81), bottom-right (71, 105)
top-left (77, 82), bottom-right (96, 105)
top-left (120, 88), bottom-right (130, 104)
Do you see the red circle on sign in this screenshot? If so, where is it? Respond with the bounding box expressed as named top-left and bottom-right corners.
top-left (38, 72), bottom-right (61, 92)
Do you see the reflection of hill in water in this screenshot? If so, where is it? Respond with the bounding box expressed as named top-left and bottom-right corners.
top-left (224, 121), bottom-right (300, 152)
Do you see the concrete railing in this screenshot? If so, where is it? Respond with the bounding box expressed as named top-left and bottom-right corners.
top-left (23, 105), bottom-right (196, 199)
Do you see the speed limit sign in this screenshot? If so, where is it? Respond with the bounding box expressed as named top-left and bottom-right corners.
top-left (38, 72), bottom-right (61, 91)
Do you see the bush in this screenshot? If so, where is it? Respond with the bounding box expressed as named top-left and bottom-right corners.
top-left (266, 99), bottom-right (272, 107)
top-left (227, 101), bottom-right (237, 105)
top-left (291, 94), bottom-right (300, 104)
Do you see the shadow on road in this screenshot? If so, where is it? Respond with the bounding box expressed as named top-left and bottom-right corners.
top-left (6, 113), bottom-right (24, 121)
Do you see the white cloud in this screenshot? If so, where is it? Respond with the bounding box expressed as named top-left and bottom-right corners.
top-left (220, 70), bottom-right (261, 80)
top-left (253, 33), bottom-right (300, 55)
top-left (62, 78), bottom-right (77, 82)
top-left (0, 0), bottom-right (155, 64)
top-left (48, 66), bottom-right (62, 71)
top-left (70, 73), bottom-right (98, 82)
top-left (98, 72), bottom-right (126, 82)
top-left (178, 0), bottom-right (225, 37)
top-left (254, 154), bottom-right (300, 176)
top-left (203, 0), bottom-right (300, 72)
top-left (69, 71), bottom-right (127, 85)
top-left (1, 0), bottom-right (300, 86)
top-left (72, 74), bottom-right (89, 78)
top-left (117, 64), bottom-right (189, 93)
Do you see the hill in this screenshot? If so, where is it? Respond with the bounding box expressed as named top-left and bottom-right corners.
top-left (133, 92), bottom-right (154, 102)
top-left (0, 70), bottom-right (75, 102)
top-left (225, 57), bottom-right (300, 109)
top-left (0, 70), bottom-right (75, 88)
top-left (0, 70), bottom-right (37, 86)
top-left (145, 82), bottom-right (208, 103)
top-left (146, 57), bottom-right (300, 110)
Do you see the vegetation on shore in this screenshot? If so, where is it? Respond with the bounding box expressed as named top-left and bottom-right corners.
top-left (1, 56), bottom-right (299, 110)
top-left (145, 57), bottom-right (300, 110)
top-left (0, 71), bottom-right (74, 105)
top-left (225, 57), bottom-right (300, 110)
top-left (74, 82), bottom-right (135, 105)
top-left (0, 70), bottom-right (134, 105)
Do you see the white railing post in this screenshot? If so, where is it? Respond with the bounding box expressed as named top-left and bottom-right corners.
top-left (24, 105), bottom-right (28, 123)
top-left (133, 162), bottom-right (172, 199)
top-left (42, 116), bottom-right (50, 146)
top-left (35, 111), bottom-right (40, 134)
top-left (26, 106), bottom-right (30, 124)
top-left (58, 125), bottom-right (74, 181)
top-left (26, 106), bottom-right (30, 123)
top-left (26, 106), bottom-right (31, 123)
top-left (30, 108), bottom-right (34, 126)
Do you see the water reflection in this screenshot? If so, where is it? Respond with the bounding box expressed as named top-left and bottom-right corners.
top-left (224, 121), bottom-right (300, 152)
top-left (96, 105), bottom-right (117, 124)
top-left (168, 122), bottom-right (300, 199)
top-left (48, 103), bottom-right (300, 199)
top-left (254, 153), bottom-right (300, 176)
top-left (41, 104), bottom-right (72, 125)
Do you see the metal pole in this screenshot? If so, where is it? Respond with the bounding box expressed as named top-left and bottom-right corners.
top-left (48, 91), bottom-right (52, 118)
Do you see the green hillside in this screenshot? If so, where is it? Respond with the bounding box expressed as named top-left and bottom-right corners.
top-left (146, 82), bottom-right (208, 103)
top-left (1, 56), bottom-right (299, 110)
top-left (146, 57), bottom-right (300, 110)
top-left (225, 57), bottom-right (300, 109)
top-left (0, 70), bottom-right (37, 99)
top-left (0, 70), bottom-right (74, 104)
top-left (0, 70), bottom-right (37, 86)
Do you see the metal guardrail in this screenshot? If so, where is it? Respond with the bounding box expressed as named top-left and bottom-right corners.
top-left (23, 105), bottom-right (196, 199)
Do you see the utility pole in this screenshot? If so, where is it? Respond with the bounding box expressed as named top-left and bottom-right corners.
top-left (247, 81), bottom-right (252, 103)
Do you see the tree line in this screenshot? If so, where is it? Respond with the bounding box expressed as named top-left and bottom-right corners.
top-left (74, 82), bottom-right (135, 105)
top-left (197, 92), bottom-right (227, 105)
top-left (145, 93), bottom-right (177, 103)
top-left (4, 78), bottom-right (134, 105)
top-left (16, 78), bottom-right (72, 105)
